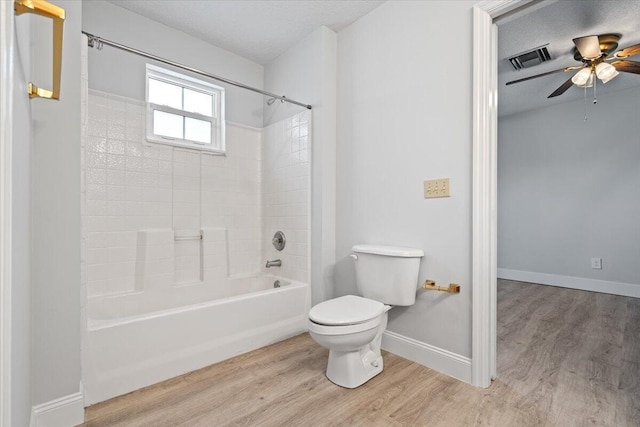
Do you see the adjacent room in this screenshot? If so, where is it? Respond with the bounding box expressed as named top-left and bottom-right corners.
top-left (1, 1), bottom-right (638, 426)
top-left (497, 1), bottom-right (640, 425)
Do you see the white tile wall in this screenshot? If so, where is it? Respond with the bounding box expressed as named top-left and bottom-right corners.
top-left (204, 125), bottom-right (262, 276)
top-left (82, 90), bottom-right (309, 299)
top-left (82, 91), bottom-right (264, 298)
top-left (262, 111), bottom-right (311, 283)
top-left (136, 229), bottom-right (174, 289)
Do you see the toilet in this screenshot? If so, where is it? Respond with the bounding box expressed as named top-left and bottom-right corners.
top-left (308, 244), bottom-right (424, 388)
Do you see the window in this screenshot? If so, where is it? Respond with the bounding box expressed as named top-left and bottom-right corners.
top-left (146, 64), bottom-right (225, 153)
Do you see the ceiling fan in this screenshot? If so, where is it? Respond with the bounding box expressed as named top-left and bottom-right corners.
top-left (506, 34), bottom-right (640, 98)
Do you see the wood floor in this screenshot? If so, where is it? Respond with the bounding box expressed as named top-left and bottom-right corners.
top-left (82, 280), bottom-right (640, 426)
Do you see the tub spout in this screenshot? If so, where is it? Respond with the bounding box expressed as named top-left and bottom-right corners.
top-left (265, 259), bottom-right (282, 268)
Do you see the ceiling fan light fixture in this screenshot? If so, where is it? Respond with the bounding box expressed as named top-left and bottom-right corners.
top-left (573, 35), bottom-right (603, 61)
top-left (571, 68), bottom-right (593, 86)
top-left (582, 73), bottom-right (595, 88)
top-left (595, 62), bottom-right (619, 83)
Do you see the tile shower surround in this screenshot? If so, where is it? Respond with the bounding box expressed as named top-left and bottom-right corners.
top-left (82, 90), bottom-right (310, 298)
top-left (262, 115), bottom-right (310, 282)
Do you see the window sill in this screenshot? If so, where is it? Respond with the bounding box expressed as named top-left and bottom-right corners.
top-left (145, 136), bottom-right (226, 156)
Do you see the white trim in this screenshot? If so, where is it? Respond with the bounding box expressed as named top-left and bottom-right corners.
top-left (472, 0), bottom-right (538, 388)
top-left (474, 0), bottom-right (530, 17)
top-left (382, 331), bottom-right (472, 384)
top-left (225, 120), bottom-right (263, 132)
top-left (498, 268), bottom-right (640, 298)
top-left (471, 3), bottom-right (496, 389)
top-left (0, 2), bottom-right (15, 425)
top-left (146, 63), bottom-right (225, 92)
top-left (29, 392), bottom-right (84, 427)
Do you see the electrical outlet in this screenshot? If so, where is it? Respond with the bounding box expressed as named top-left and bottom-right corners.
top-left (424, 178), bottom-right (450, 198)
top-left (591, 258), bottom-right (602, 270)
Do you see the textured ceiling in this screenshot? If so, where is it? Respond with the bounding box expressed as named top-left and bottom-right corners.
top-left (105, 0), bottom-right (384, 65)
top-left (498, 0), bottom-right (640, 117)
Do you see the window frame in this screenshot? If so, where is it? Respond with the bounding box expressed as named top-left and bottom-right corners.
top-left (145, 64), bottom-right (226, 154)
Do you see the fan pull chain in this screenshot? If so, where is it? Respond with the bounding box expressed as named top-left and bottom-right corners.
top-left (583, 83), bottom-right (588, 122)
top-left (593, 74), bottom-right (597, 105)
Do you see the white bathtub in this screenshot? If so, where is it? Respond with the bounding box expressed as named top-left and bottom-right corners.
top-left (82, 274), bottom-right (310, 405)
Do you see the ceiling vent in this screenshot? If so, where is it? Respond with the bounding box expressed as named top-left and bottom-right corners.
top-left (508, 45), bottom-right (551, 70)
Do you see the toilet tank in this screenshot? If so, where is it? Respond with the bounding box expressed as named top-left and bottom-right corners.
top-left (352, 245), bottom-right (424, 306)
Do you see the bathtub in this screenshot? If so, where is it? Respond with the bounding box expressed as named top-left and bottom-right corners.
top-left (82, 274), bottom-right (310, 405)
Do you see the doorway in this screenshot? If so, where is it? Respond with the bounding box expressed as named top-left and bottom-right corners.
top-left (474, 2), bottom-right (640, 425)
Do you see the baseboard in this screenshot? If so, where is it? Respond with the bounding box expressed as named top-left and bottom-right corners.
top-left (382, 330), bottom-right (472, 384)
top-left (498, 268), bottom-right (640, 298)
top-left (29, 391), bottom-right (84, 427)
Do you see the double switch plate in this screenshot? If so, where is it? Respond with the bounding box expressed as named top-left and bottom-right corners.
top-left (424, 178), bottom-right (450, 198)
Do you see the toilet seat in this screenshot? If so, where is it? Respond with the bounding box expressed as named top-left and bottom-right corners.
top-left (309, 295), bottom-right (386, 326)
top-left (307, 316), bottom-right (382, 336)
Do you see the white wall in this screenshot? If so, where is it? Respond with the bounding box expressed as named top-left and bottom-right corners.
top-left (498, 85), bottom-right (640, 294)
top-left (264, 26), bottom-right (337, 305)
top-left (336, 1), bottom-right (475, 358)
top-left (30, 0), bottom-right (83, 410)
top-left (82, 1), bottom-right (264, 128)
top-left (9, 12), bottom-right (32, 427)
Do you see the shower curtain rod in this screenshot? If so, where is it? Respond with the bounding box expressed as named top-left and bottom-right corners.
top-left (81, 31), bottom-right (313, 110)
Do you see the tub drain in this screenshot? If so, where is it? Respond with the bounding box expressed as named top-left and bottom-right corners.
top-left (273, 280), bottom-right (281, 288)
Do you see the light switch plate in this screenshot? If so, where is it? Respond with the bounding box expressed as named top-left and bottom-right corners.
top-left (424, 178), bottom-right (450, 198)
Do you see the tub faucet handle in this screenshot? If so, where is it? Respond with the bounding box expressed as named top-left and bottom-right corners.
top-left (272, 231), bottom-right (286, 251)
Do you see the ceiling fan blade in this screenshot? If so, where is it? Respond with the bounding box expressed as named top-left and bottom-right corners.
top-left (547, 77), bottom-right (575, 98)
top-left (573, 35), bottom-right (602, 59)
top-left (505, 65), bottom-right (582, 86)
top-left (613, 43), bottom-right (640, 59)
top-left (612, 60), bottom-right (640, 74)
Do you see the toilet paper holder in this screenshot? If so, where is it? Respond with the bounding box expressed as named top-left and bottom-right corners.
top-left (422, 280), bottom-right (460, 294)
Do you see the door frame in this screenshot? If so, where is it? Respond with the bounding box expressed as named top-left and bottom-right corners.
top-left (0, 1), bottom-right (15, 424)
top-left (471, 0), bottom-right (538, 387)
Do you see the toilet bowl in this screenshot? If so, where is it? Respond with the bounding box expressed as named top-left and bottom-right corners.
top-left (308, 295), bottom-right (391, 388)
top-left (308, 245), bottom-right (423, 389)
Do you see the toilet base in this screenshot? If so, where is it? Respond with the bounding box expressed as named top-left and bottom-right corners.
top-left (326, 345), bottom-right (384, 388)
top-left (309, 308), bottom-right (390, 389)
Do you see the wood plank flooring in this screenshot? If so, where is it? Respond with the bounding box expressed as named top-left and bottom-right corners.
top-left (82, 280), bottom-right (640, 426)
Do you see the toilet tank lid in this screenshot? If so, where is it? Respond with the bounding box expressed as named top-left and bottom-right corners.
top-left (352, 245), bottom-right (424, 258)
